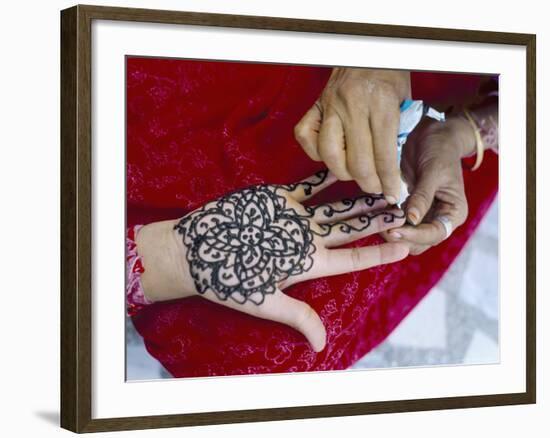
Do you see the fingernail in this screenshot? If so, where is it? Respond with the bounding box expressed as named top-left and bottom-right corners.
top-left (390, 231), bottom-right (402, 239)
top-left (408, 207), bottom-right (420, 225)
top-left (385, 195), bottom-right (398, 205)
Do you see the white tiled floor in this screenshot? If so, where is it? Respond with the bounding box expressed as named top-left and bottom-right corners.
top-left (353, 199), bottom-right (499, 369)
top-left (463, 331), bottom-right (499, 365)
top-left (386, 287), bottom-right (448, 350)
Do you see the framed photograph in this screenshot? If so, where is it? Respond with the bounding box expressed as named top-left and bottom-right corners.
top-left (60, 4), bottom-right (536, 433)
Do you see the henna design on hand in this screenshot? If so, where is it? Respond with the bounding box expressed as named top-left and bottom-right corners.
top-left (174, 171), bottom-right (404, 305)
top-left (281, 169), bottom-right (329, 197)
top-left (315, 210), bottom-right (405, 237)
top-left (304, 194), bottom-right (385, 219)
top-left (174, 185), bottom-right (317, 305)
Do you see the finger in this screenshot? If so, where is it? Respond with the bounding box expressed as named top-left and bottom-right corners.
top-left (404, 172), bottom-right (438, 225)
top-left (307, 194), bottom-right (387, 224)
top-left (391, 215), bottom-right (456, 246)
top-left (409, 243), bottom-right (431, 255)
top-left (286, 169), bottom-right (338, 202)
top-left (321, 208), bottom-right (406, 248)
top-left (323, 241), bottom-right (409, 276)
top-left (379, 229), bottom-right (431, 255)
top-left (294, 102), bottom-right (323, 161)
top-left (344, 115), bottom-right (383, 194)
top-left (318, 112), bottom-right (353, 181)
top-left (199, 288), bottom-right (326, 352)
top-left (394, 222), bottom-right (446, 246)
top-left (390, 201), bottom-right (465, 246)
top-left (380, 224), bottom-right (414, 242)
top-left (370, 103), bottom-right (401, 204)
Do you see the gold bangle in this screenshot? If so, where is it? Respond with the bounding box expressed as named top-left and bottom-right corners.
top-left (462, 108), bottom-right (485, 171)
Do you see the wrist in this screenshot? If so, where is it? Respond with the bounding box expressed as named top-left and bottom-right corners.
top-left (366, 69), bottom-right (411, 100)
top-left (446, 114), bottom-right (477, 158)
top-left (330, 67), bottom-right (411, 100)
top-left (135, 219), bottom-right (195, 302)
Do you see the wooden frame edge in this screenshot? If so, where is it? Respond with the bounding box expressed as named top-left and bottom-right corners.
top-left (78, 3), bottom-right (534, 44)
top-left (80, 392), bottom-right (531, 433)
top-left (525, 33), bottom-right (536, 405)
top-left (60, 5), bottom-right (79, 432)
top-left (60, 4), bottom-right (537, 433)
top-left (61, 4), bottom-right (93, 432)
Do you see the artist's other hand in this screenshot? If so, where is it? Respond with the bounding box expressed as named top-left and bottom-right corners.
top-left (168, 171), bottom-right (408, 352)
top-left (381, 116), bottom-right (476, 255)
top-left (294, 68), bottom-right (411, 204)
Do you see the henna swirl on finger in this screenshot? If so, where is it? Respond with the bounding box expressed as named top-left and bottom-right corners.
top-left (281, 169), bottom-right (329, 197)
top-left (304, 194), bottom-right (385, 219)
top-left (314, 210), bottom-right (405, 237)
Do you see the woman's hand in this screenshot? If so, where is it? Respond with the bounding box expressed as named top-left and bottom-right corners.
top-left (381, 116), bottom-right (476, 255)
top-left (294, 68), bottom-right (411, 204)
top-left (137, 171), bottom-right (409, 352)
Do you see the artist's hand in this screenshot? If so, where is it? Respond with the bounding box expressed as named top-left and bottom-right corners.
top-left (294, 68), bottom-right (411, 204)
top-left (381, 116), bottom-right (476, 255)
top-left (170, 171), bottom-right (408, 352)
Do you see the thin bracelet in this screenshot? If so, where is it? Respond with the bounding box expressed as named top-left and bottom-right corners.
top-left (462, 108), bottom-right (485, 171)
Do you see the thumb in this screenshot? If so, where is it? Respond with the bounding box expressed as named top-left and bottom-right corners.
top-left (406, 171), bottom-right (438, 225)
top-left (200, 288), bottom-right (327, 353)
top-left (273, 292), bottom-right (327, 352)
top-left (294, 102), bottom-right (322, 161)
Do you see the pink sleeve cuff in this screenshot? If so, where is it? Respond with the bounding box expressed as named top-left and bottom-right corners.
top-left (126, 224), bottom-right (154, 317)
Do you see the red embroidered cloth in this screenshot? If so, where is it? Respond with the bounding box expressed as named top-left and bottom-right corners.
top-left (127, 58), bottom-right (498, 378)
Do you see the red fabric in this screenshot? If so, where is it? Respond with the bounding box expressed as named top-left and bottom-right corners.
top-left (127, 58), bottom-right (498, 378)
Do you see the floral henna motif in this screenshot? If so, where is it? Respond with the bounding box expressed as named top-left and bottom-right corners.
top-left (174, 185), bottom-right (316, 305)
